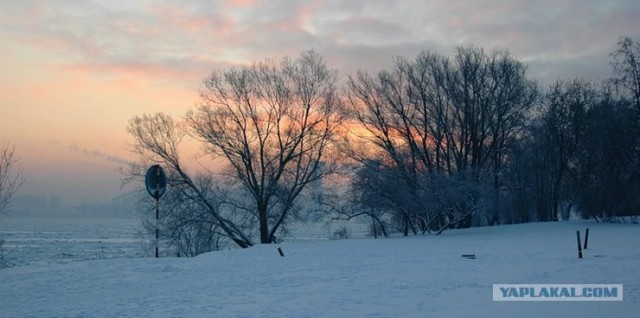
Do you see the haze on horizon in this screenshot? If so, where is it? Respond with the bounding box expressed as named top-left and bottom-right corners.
top-left (1, 0), bottom-right (638, 216)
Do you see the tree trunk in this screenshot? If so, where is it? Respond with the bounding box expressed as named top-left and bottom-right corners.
top-left (403, 216), bottom-right (409, 236)
top-left (372, 215), bottom-right (377, 239)
top-left (258, 203), bottom-right (270, 244)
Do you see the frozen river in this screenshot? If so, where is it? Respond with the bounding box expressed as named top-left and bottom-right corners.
top-left (0, 215), bottom-right (370, 268)
top-left (1, 216), bottom-right (146, 267)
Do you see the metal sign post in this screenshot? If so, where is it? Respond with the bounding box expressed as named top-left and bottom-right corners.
top-left (155, 195), bottom-right (159, 258)
top-left (145, 164), bottom-right (167, 258)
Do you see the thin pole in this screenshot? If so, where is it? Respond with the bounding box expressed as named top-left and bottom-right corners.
top-left (155, 197), bottom-right (159, 258)
top-left (576, 230), bottom-right (583, 259)
top-left (155, 167), bottom-right (160, 258)
top-left (584, 228), bottom-right (589, 249)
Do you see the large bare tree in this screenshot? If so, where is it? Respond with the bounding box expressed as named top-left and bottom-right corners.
top-left (611, 37), bottom-right (640, 112)
top-left (127, 113), bottom-right (254, 249)
top-left (187, 50), bottom-right (342, 244)
top-left (534, 80), bottom-right (593, 221)
top-left (611, 37), bottom-right (640, 175)
top-left (128, 51), bottom-right (342, 250)
top-left (344, 47), bottom-right (537, 231)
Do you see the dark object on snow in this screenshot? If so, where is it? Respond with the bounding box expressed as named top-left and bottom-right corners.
top-left (462, 254), bottom-right (476, 259)
top-left (577, 230), bottom-right (583, 259)
top-left (277, 247), bottom-right (285, 257)
top-left (584, 228), bottom-right (589, 249)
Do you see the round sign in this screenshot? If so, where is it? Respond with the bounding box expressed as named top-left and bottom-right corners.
top-left (145, 164), bottom-right (167, 199)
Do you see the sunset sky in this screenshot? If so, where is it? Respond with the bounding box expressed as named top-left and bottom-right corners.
top-left (1, 0), bottom-right (639, 212)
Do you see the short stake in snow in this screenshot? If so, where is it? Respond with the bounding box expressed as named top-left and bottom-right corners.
top-left (576, 230), bottom-right (583, 259)
top-left (277, 247), bottom-right (285, 257)
top-left (145, 165), bottom-right (167, 258)
top-left (584, 228), bottom-right (589, 250)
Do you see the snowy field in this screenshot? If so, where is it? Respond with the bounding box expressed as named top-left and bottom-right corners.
top-left (1, 216), bottom-right (144, 267)
top-left (1, 221), bottom-right (639, 317)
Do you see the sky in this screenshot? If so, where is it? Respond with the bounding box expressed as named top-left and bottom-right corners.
top-left (1, 0), bottom-right (639, 214)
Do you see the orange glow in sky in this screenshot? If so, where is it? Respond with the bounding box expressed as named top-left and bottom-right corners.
top-left (0, 1), bottom-right (637, 211)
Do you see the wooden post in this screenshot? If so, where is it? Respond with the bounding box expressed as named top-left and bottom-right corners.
top-left (576, 230), bottom-right (583, 259)
top-left (583, 228), bottom-right (589, 249)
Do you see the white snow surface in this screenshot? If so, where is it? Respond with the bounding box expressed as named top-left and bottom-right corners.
top-left (1, 221), bottom-right (639, 317)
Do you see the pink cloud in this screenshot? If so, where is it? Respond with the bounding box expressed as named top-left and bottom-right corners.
top-left (295, 0), bottom-right (325, 29)
top-left (155, 5), bottom-right (236, 36)
top-left (226, 0), bottom-right (261, 9)
top-left (267, 0), bottom-right (325, 35)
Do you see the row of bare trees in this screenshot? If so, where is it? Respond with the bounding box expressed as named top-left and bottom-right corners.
top-left (342, 47), bottom-right (538, 234)
top-left (527, 36), bottom-right (640, 223)
top-left (127, 37), bottom-right (640, 254)
top-left (339, 37), bottom-right (640, 235)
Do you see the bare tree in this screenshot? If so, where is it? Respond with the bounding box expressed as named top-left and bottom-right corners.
top-left (345, 57), bottom-right (429, 235)
top-left (611, 37), bottom-right (640, 177)
top-left (1, 142), bottom-right (23, 267)
top-left (0, 142), bottom-right (23, 214)
top-left (532, 80), bottom-right (594, 221)
top-left (186, 50), bottom-right (343, 244)
top-left (344, 47), bottom-right (537, 232)
top-left (611, 37), bottom-right (640, 112)
top-left (127, 113), bottom-right (254, 249)
top-left (128, 51), bottom-right (342, 250)
top-left (570, 86), bottom-right (640, 221)
top-left (409, 48), bottom-right (538, 225)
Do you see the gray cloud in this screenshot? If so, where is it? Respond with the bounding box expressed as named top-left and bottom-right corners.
top-left (1, 0), bottom-right (639, 83)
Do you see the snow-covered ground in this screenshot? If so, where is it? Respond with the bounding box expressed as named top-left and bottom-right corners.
top-left (1, 221), bottom-right (639, 317)
top-left (1, 216), bottom-right (144, 267)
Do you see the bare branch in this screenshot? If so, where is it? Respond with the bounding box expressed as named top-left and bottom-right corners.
top-left (0, 142), bottom-right (24, 214)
